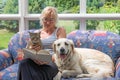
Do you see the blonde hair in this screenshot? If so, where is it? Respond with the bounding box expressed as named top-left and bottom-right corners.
top-left (40, 6), bottom-right (58, 26)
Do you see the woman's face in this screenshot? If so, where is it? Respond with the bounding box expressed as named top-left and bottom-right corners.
top-left (42, 14), bottom-right (56, 29)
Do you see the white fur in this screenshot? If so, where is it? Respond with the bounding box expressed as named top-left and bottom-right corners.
top-left (53, 38), bottom-right (114, 80)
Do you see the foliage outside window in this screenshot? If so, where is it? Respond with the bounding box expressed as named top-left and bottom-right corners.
top-left (0, 20), bottom-right (18, 49)
top-left (86, 20), bottom-right (120, 34)
top-left (28, 0), bottom-right (79, 14)
top-left (0, 0), bottom-right (120, 34)
top-left (0, 0), bottom-right (18, 14)
top-left (86, 0), bottom-right (120, 34)
top-left (0, 0), bottom-right (120, 49)
top-left (87, 0), bottom-right (120, 13)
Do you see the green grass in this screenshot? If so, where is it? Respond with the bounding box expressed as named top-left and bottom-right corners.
top-left (0, 29), bottom-right (15, 49)
top-left (58, 20), bottom-right (77, 33)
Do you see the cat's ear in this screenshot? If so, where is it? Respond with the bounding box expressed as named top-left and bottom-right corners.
top-left (28, 31), bottom-right (32, 34)
top-left (38, 31), bottom-right (41, 37)
top-left (39, 31), bottom-right (41, 34)
top-left (28, 31), bottom-right (32, 36)
top-left (28, 31), bottom-right (31, 34)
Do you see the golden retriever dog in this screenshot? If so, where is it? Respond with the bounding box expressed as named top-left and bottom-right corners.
top-left (53, 38), bottom-right (114, 80)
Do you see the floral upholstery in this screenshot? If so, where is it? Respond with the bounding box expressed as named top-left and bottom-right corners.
top-left (88, 30), bottom-right (120, 63)
top-left (0, 30), bottom-right (119, 80)
top-left (67, 30), bottom-right (120, 64)
top-left (0, 63), bottom-right (18, 80)
top-left (115, 57), bottom-right (120, 78)
top-left (0, 49), bottom-right (13, 71)
top-left (67, 30), bottom-right (89, 48)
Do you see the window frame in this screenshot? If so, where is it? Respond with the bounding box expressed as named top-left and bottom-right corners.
top-left (0, 0), bottom-right (120, 31)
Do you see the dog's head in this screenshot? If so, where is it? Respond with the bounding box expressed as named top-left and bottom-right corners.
top-left (53, 38), bottom-right (74, 59)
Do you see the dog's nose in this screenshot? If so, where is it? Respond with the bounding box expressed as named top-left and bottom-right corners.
top-left (60, 47), bottom-right (65, 53)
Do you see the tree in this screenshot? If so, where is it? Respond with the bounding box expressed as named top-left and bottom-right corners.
top-left (1, 0), bottom-right (18, 32)
top-left (86, 0), bottom-right (120, 34)
top-left (0, 0), bottom-right (3, 14)
top-left (3, 0), bottom-right (18, 14)
top-left (2, 0), bottom-right (120, 34)
top-left (28, 0), bottom-right (79, 14)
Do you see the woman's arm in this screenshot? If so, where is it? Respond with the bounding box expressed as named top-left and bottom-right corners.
top-left (57, 27), bottom-right (66, 38)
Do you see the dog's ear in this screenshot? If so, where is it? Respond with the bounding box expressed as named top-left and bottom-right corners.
top-left (52, 42), bottom-right (56, 53)
top-left (68, 39), bottom-right (74, 53)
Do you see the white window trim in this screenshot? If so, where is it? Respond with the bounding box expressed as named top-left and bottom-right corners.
top-left (0, 0), bottom-right (120, 31)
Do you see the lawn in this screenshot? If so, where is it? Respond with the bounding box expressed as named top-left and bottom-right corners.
top-left (0, 29), bottom-right (15, 49)
top-left (58, 20), bottom-right (77, 34)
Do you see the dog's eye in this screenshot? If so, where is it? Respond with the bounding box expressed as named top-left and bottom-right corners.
top-left (65, 42), bottom-right (68, 46)
top-left (57, 43), bottom-right (60, 46)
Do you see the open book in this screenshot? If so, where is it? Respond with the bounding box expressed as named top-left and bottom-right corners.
top-left (23, 48), bottom-right (52, 63)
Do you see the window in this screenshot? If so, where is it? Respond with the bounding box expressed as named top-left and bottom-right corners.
top-left (0, 20), bottom-right (18, 49)
top-left (28, 0), bottom-right (80, 14)
top-left (86, 20), bottom-right (120, 34)
top-left (0, 0), bottom-right (120, 49)
top-left (0, 0), bottom-right (18, 14)
top-left (87, 0), bottom-right (120, 13)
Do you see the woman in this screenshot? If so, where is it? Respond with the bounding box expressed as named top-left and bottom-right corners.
top-left (17, 6), bottom-right (66, 80)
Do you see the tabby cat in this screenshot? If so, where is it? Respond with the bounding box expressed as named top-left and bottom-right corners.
top-left (26, 31), bottom-right (43, 51)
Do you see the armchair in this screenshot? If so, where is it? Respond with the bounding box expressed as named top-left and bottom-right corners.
top-left (0, 29), bottom-right (120, 80)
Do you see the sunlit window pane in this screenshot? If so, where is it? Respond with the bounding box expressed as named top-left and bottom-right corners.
top-left (29, 20), bottom-right (41, 29)
top-left (0, 0), bottom-right (18, 14)
top-left (58, 20), bottom-right (79, 33)
top-left (87, 0), bottom-right (120, 13)
top-left (86, 20), bottom-right (120, 34)
top-left (28, 20), bottom-right (79, 34)
top-left (28, 0), bottom-right (80, 14)
top-left (0, 20), bottom-right (18, 49)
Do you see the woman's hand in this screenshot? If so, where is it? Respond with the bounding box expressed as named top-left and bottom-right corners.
top-left (57, 27), bottom-right (66, 38)
top-left (33, 59), bottom-right (48, 65)
top-left (31, 44), bottom-right (41, 52)
top-left (31, 45), bottom-right (47, 65)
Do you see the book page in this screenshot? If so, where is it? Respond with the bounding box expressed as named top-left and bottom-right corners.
top-left (23, 48), bottom-right (52, 63)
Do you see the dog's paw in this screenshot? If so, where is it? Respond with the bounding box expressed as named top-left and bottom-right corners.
top-left (76, 74), bottom-right (85, 78)
top-left (61, 70), bottom-right (76, 78)
top-left (53, 72), bottom-right (62, 80)
top-left (62, 73), bottom-right (72, 78)
top-left (77, 74), bottom-right (92, 78)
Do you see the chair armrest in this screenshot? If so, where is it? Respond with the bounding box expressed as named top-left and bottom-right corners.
top-left (115, 57), bottom-right (120, 79)
top-left (0, 49), bottom-right (14, 71)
